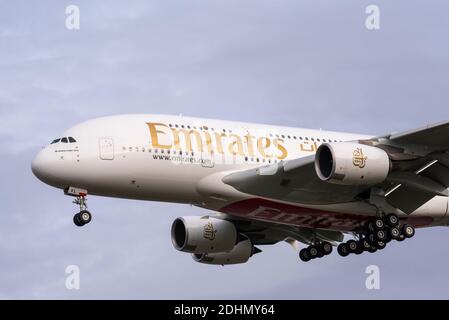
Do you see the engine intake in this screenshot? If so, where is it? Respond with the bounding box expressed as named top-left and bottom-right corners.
top-left (315, 142), bottom-right (390, 185)
top-left (171, 216), bottom-right (237, 254)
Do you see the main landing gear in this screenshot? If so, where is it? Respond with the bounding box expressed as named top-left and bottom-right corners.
top-left (299, 241), bottom-right (333, 262)
top-left (72, 195), bottom-right (92, 227)
top-left (336, 213), bottom-right (415, 257)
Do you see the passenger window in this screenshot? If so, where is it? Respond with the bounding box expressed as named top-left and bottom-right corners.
top-left (68, 137), bottom-right (76, 143)
top-left (61, 137), bottom-right (68, 143)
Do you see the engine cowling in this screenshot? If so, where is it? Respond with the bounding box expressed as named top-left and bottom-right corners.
top-left (192, 238), bottom-right (253, 265)
top-left (315, 142), bottom-right (390, 185)
top-left (171, 216), bottom-right (237, 254)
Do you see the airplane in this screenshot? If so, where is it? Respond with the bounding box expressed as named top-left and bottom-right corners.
top-left (31, 114), bottom-right (449, 264)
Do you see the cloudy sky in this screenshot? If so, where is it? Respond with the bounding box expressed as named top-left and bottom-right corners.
top-left (1, 0), bottom-right (449, 299)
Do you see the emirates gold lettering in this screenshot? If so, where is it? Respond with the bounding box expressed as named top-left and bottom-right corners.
top-left (146, 122), bottom-right (294, 160)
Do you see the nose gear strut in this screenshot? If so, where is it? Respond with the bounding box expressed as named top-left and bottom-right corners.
top-left (65, 187), bottom-right (92, 227)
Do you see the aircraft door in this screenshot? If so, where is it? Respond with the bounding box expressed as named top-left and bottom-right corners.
top-left (99, 138), bottom-right (114, 160)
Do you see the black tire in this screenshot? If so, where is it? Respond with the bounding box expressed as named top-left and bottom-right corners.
top-left (402, 224), bottom-right (415, 238)
top-left (73, 214), bottom-right (84, 227)
top-left (368, 246), bottom-right (378, 253)
top-left (361, 239), bottom-right (372, 251)
top-left (347, 240), bottom-right (358, 253)
top-left (385, 213), bottom-right (400, 227)
top-left (78, 210), bottom-right (92, 224)
top-left (299, 248), bottom-right (311, 262)
top-left (376, 241), bottom-right (386, 250)
top-left (354, 245), bottom-right (364, 255)
top-left (374, 217), bottom-right (385, 230)
top-left (397, 234), bottom-right (406, 242)
top-left (308, 245), bottom-right (319, 259)
top-left (389, 226), bottom-right (401, 240)
top-left (322, 242), bottom-right (333, 255)
top-left (337, 243), bottom-right (349, 257)
top-left (375, 229), bottom-right (387, 241)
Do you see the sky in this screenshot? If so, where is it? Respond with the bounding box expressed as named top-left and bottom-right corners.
top-left (0, 0), bottom-right (449, 299)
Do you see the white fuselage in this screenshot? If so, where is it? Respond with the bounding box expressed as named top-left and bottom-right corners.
top-left (31, 114), bottom-right (449, 231)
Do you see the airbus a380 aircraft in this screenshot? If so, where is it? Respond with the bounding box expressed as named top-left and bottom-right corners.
top-left (32, 114), bottom-right (449, 264)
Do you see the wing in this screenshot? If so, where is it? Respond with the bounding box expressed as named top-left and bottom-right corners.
top-left (222, 155), bottom-right (367, 205)
top-left (223, 120), bottom-right (449, 214)
top-left (388, 119), bottom-right (449, 149)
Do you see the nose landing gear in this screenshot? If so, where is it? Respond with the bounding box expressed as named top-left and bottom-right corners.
top-left (72, 194), bottom-right (92, 227)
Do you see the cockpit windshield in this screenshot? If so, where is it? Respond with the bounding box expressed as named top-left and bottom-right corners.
top-left (50, 137), bottom-right (77, 144)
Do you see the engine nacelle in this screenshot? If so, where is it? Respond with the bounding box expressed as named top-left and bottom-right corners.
top-left (315, 142), bottom-right (390, 185)
top-left (171, 216), bottom-right (237, 254)
top-left (192, 238), bottom-right (253, 265)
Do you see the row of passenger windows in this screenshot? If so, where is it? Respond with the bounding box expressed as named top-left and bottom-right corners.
top-left (167, 123), bottom-right (343, 142)
top-left (122, 146), bottom-right (280, 164)
top-left (51, 137), bottom-right (77, 144)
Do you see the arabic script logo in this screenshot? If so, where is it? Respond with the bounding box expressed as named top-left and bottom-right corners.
top-left (353, 148), bottom-right (367, 168)
top-left (203, 221), bottom-right (217, 240)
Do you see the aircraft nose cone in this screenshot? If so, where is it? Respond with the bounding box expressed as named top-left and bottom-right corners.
top-left (31, 149), bottom-right (51, 182)
top-left (31, 150), bottom-right (47, 180)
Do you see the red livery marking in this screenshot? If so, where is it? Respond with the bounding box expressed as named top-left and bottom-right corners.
top-left (219, 198), bottom-right (433, 231)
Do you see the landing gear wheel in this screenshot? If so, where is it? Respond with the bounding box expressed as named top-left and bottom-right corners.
top-left (78, 210), bottom-right (92, 224)
top-left (385, 213), bottom-right (400, 227)
top-left (389, 226), bottom-right (401, 240)
top-left (376, 241), bottom-right (386, 250)
top-left (73, 214), bottom-right (84, 227)
top-left (402, 224), bottom-right (415, 238)
top-left (347, 240), bottom-right (359, 254)
top-left (308, 245), bottom-right (319, 259)
top-left (368, 246), bottom-right (378, 253)
top-left (374, 229), bottom-right (387, 241)
top-left (397, 234), bottom-right (405, 242)
top-left (337, 243), bottom-right (349, 257)
top-left (361, 239), bottom-right (372, 251)
top-left (322, 242), bottom-right (333, 255)
top-left (374, 217), bottom-right (385, 230)
top-left (299, 248), bottom-right (311, 262)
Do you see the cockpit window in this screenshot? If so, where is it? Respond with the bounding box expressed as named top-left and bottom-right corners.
top-left (50, 137), bottom-right (77, 144)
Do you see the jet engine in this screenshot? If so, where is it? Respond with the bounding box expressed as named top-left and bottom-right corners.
top-left (315, 142), bottom-right (390, 185)
top-left (171, 216), bottom-right (237, 254)
top-left (192, 238), bottom-right (254, 265)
